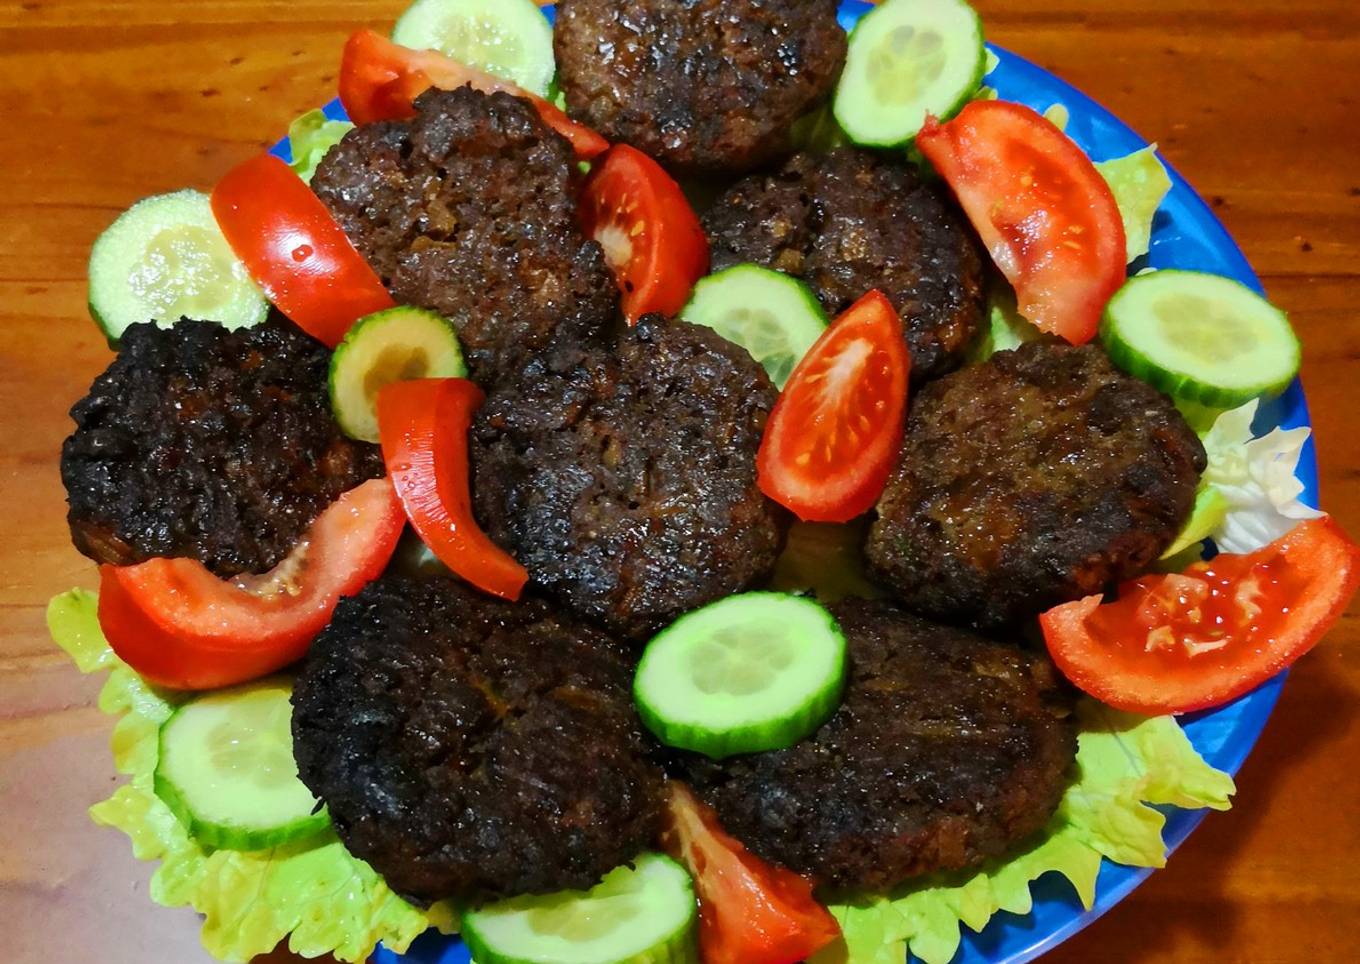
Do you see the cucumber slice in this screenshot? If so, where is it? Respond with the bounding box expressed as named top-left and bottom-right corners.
top-left (328, 306), bottom-right (467, 443)
top-left (679, 265), bottom-right (828, 389)
top-left (153, 678), bottom-right (329, 851)
top-left (462, 853), bottom-right (698, 964)
top-left (88, 190), bottom-right (268, 342)
top-left (634, 593), bottom-right (847, 759)
top-left (833, 0), bottom-right (987, 148)
top-left (392, 0), bottom-right (555, 96)
top-left (1100, 270), bottom-right (1301, 408)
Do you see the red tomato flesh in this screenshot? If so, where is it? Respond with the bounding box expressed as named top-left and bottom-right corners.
top-left (99, 478), bottom-right (405, 690)
top-left (662, 783), bottom-right (840, 964)
top-left (1041, 517), bottom-right (1360, 714)
top-left (211, 153), bottom-right (394, 347)
top-left (580, 144), bottom-right (709, 323)
top-left (339, 30), bottom-right (608, 159)
top-left (377, 378), bottom-right (528, 601)
top-left (757, 290), bottom-right (910, 523)
top-left (917, 99), bottom-right (1126, 344)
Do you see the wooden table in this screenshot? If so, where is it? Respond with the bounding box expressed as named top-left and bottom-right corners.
top-left (1, 1), bottom-right (1356, 961)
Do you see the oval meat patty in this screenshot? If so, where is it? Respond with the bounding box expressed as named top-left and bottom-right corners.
top-left (553, 0), bottom-right (847, 173)
top-left (866, 338), bottom-right (1206, 629)
top-left (676, 598), bottom-right (1077, 892)
top-left (471, 315), bottom-right (786, 640)
top-left (703, 147), bottom-right (988, 384)
top-left (60, 317), bottom-right (383, 577)
top-left (291, 575), bottom-right (666, 904)
top-left (311, 86), bottom-right (617, 381)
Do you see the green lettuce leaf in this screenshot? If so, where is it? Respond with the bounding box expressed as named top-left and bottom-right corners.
top-left (48, 589), bottom-right (453, 963)
top-left (814, 701), bottom-right (1234, 964)
top-left (967, 279), bottom-right (1042, 363)
top-left (1095, 147), bottom-right (1172, 263)
top-left (287, 109), bottom-right (354, 183)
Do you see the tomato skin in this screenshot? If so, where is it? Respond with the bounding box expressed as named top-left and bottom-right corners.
top-left (99, 478), bottom-right (405, 690)
top-left (757, 290), bottom-right (910, 523)
top-left (211, 154), bottom-right (394, 347)
top-left (580, 144), bottom-right (709, 323)
top-left (917, 100), bottom-right (1126, 345)
top-left (339, 30), bottom-right (608, 159)
top-left (662, 783), bottom-right (840, 964)
top-left (377, 378), bottom-right (528, 601)
top-left (1041, 517), bottom-right (1360, 715)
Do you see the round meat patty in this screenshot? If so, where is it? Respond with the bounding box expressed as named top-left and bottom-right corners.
top-left (311, 86), bottom-right (617, 381)
top-left (553, 0), bottom-right (847, 173)
top-left (60, 317), bottom-right (383, 577)
top-left (866, 338), bottom-right (1207, 629)
top-left (471, 315), bottom-right (786, 640)
top-left (291, 575), bottom-right (666, 903)
top-left (703, 147), bottom-right (988, 383)
top-left (676, 598), bottom-right (1077, 892)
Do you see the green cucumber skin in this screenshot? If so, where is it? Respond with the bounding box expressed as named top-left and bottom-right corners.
top-left (834, 0), bottom-right (988, 149)
top-left (461, 855), bottom-right (698, 964)
top-left (152, 718), bottom-right (330, 852)
top-left (1100, 270), bottom-right (1301, 409)
top-left (633, 592), bottom-right (847, 760)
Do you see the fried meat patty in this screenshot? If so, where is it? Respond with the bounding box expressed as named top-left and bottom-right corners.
top-left (553, 0), bottom-right (846, 173)
top-left (291, 575), bottom-right (666, 903)
top-left (677, 598), bottom-right (1076, 891)
top-left (866, 339), bottom-right (1206, 629)
top-left (471, 316), bottom-right (785, 640)
top-left (703, 148), bottom-right (987, 383)
top-left (60, 317), bottom-right (383, 577)
top-left (311, 86), bottom-right (617, 380)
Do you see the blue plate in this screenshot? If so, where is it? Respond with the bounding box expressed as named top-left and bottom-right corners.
top-left (323, 2), bottom-right (1315, 961)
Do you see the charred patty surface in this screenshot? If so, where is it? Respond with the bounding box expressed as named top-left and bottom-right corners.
top-left (60, 317), bottom-right (382, 577)
top-left (677, 598), bottom-right (1077, 892)
top-left (311, 86), bottom-right (617, 381)
top-left (703, 148), bottom-right (987, 383)
top-left (472, 316), bottom-right (785, 640)
top-left (866, 339), bottom-right (1206, 629)
top-left (554, 0), bottom-right (846, 173)
top-left (292, 575), bottom-right (666, 903)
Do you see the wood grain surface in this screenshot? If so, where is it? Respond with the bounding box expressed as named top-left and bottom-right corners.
top-left (1, 1), bottom-right (1356, 962)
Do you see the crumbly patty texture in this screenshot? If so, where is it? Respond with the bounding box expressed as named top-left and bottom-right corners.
top-left (676, 598), bottom-right (1077, 892)
top-left (310, 86), bottom-right (617, 381)
top-left (291, 575), bottom-right (666, 903)
top-left (471, 315), bottom-right (785, 640)
top-left (553, 0), bottom-right (846, 173)
top-left (703, 148), bottom-right (988, 383)
top-left (866, 339), bottom-right (1206, 629)
top-left (60, 317), bottom-right (383, 577)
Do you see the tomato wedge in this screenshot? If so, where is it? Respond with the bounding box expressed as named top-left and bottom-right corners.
top-left (917, 99), bottom-right (1126, 344)
top-left (757, 290), bottom-right (910, 523)
top-left (580, 144), bottom-right (709, 323)
top-left (211, 153), bottom-right (394, 347)
top-left (98, 478), bottom-right (405, 690)
top-left (377, 378), bottom-right (528, 601)
top-left (1040, 517), bottom-right (1360, 715)
top-left (339, 30), bottom-right (608, 160)
top-left (662, 783), bottom-right (840, 964)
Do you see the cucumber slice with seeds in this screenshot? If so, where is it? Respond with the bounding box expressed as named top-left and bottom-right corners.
top-left (834, 0), bottom-right (987, 148)
top-left (679, 265), bottom-right (828, 389)
top-left (1100, 270), bottom-right (1300, 408)
top-left (153, 678), bottom-right (329, 851)
top-left (88, 190), bottom-right (268, 342)
top-left (393, 0), bottom-right (555, 96)
top-left (329, 306), bottom-right (466, 443)
top-left (634, 593), bottom-right (847, 759)
top-left (462, 853), bottom-right (697, 964)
